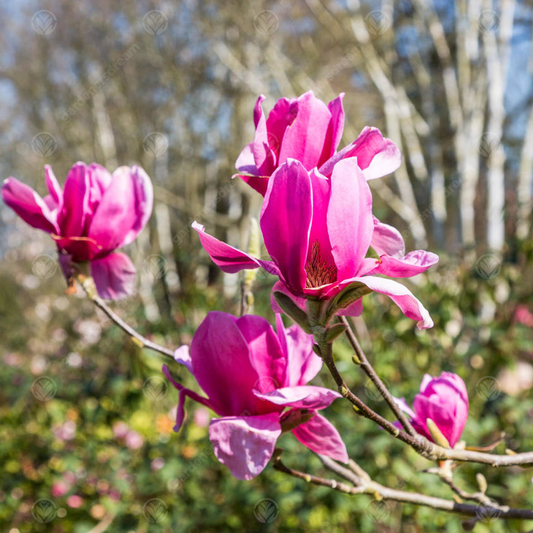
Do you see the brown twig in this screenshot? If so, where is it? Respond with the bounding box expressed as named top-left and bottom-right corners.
top-left (308, 455), bottom-right (533, 520)
top-left (79, 276), bottom-right (175, 360)
top-left (339, 316), bottom-right (417, 437)
top-left (309, 303), bottom-right (533, 467)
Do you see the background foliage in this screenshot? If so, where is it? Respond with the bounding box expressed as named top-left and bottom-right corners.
top-left (1, 0), bottom-right (533, 532)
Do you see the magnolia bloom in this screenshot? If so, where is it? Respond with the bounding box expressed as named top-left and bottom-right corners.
top-left (163, 311), bottom-right (348, 480)
top-left (2, 162), bottom-right (153, 299)
top-left (235, 91), bottom-right (401, 195)
top-left (395, 372), bottom-right (469, 448)
top-left (194, 158), bottom-right (438, 328)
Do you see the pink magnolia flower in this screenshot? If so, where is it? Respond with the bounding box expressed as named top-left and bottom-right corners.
top-left (235, 91), bottom-right (401, 195)
top-left (194, 158), bottom-right (438, 328)
top-left (1, 162), bottom-right (153, 299)
top-left (396, 372), bottom-right (469, 448)
top-left (163, 311), bottom-right (348, 480)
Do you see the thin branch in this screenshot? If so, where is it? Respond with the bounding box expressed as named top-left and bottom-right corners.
top-left (340, 316), bottom-right (416, 437)
top-left (79, 277), bottom-right (175, 360)
top-left (426, 466), bottom-right (499, 508)
top-left (274, 455), bottom-right (533, 520)
top-left (312, 307), bottom-right (533, 467)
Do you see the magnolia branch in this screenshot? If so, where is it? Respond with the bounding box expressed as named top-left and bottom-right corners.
top-left (77, 275), bottom-right (175, 360)
top-left (339, 316), bottom-right (416, 437)
top-left (273, 454), bottom-right (533, 521)
top-left (309, 302), bottom-right (533, 468)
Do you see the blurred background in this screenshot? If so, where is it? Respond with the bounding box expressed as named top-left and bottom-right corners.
top-left (1, 0), bottom-right (533, 532)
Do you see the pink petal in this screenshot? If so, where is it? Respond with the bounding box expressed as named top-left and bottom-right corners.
top-left (307, 168), bottom-right (336, 277)
top-left (45, 165), bottom-right (63, 209)
top-left (174, 345), bottom-right (193, 372)
top-left (2, 177), bottom-right (58, 233)
top-left (260, 160), bottom-right (312, 294)
top-left (235, 174), bottom-right (269, 196)
top-left (162, 365), bottom-right (213, 431)
top-left (88, 165), bottom-right (153, 251)
top-left (253, 94), bottom-right (266, 127)
top-left (278, 91), bottom-right (332, 170)
top-left (235, 143), bottom-right (259, 175)
top-left (371, 216), bottom-right (405, 258)
top-left (292, 413), bottom-right (348, 463)
top-left (251, 96), bottom-right (276, 176)
top-left (193, 221), bottom-right (279, 275)
top-left (270, 280), bottom-right (307, 314)
top-left (319, 127), bottom-right (401, 180)
top-left (275, 314), bottom-right (320, 387)
top-left (236, 315), bottom-right (287, 393)
top-left (58, 253), bottom-right (74, 283)
top-left (57, 162), bottom-right (90, 237)
top-left (327, 158), bottom-right (373, 279)
top-left (253, 386), bottom-right (341, 410)
top-left (52, 235), bottom-right (103, 262)
top-left (392, 397), bottom-right (416, 419)
top-left (90, 252), bottom-right (136, 300)
top-left (318, 93), bottom-right (345, 166)
top-left (190, 312), bottom-right (260, 416)
top-left (209, 413), bottom-right (282, 480)
top-left (265, 96), bottom-right (296, 156)
top-left (371, 250), bottom-right (439, 278)
top-left (337, 298), bottom-right (364, 317)
top-left (354, 276), bottom-right (433, 329)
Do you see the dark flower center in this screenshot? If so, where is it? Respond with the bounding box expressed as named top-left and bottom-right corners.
top-left (305, 240), bottom-right (337, 288)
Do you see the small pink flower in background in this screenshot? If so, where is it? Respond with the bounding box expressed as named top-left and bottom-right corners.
top-left (396, 372), bottom-right (469, 448)
top-left (112, 421), bottom-right (129, 439)
top-left (195, 158), bottom-right (437, 328)
top-left (515, 304), bottom-right (533, 327)
top-left (163, 311), bottom-right (348, 480)
top-left (124, 430), bottom-right (144, 450)
top-left (51, 480), bottom-right (70, 498)
top-left (52, 420), bottom-right (76, 441)
top-left (66, 495), bottom-right (83, 508)
top-left (151, 457), bottom-right (165, 471)
top-left (193, 407), bottom-right (210, 428)
top-left (235, 91), bottom-right (401, 195)
top-left (1, 162), bottom-right (153, 299)
top-left (3, 353), bottom-right (21, 367)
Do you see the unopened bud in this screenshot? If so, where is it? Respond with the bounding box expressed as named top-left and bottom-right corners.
top-left (426, 418), bottom-right (451, 449)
